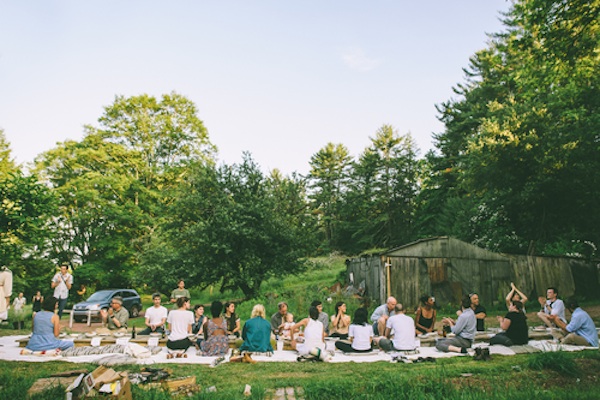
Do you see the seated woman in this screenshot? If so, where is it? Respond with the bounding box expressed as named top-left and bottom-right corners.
top-left (224, 301), bottom-right (241, 338)
top-left (490, 300), bottom-right (529, 346)
top-left (192, 304), bottom-right (206, 348)
top-left (335, 307), bottom-right (373, 353)
top-left (240, 304), bottom-right (273, 353)
top-left (329, 301), bottom-right (351, 340)
top-left (166, 297), bottom-right (195, 351)
top-left (506, 282), bottom-right (528, 311)
top-left (290, 306), bottom-right (325, 355)
top-left (415, 295), bottom-right (437, 334)
top-left (200, 301), bottom-right (229, 356)
top-left (26, 296), bottom-right (74, 352)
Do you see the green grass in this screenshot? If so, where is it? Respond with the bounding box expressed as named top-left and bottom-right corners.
top-left (4, 350), bottom-right (600, 399)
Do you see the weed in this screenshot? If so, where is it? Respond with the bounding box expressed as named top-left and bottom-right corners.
top-left (527, 351), bottom-right (580, 377)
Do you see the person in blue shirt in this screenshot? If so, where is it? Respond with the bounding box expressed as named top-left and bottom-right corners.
top-left (549, 297), bottom-right (598, 347)
top-left (240, 304), bottom-right (274, 353)
top-left (436, 295), bottom-right (477, 353)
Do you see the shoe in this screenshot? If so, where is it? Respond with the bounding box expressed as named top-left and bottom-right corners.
top-left (482, 348), bottom-right (491, 361)
top-left (473, 347), bottom-right (483, 361)
top-left (243, 352), bottom-right (257, 364)
top-left (460, 347), bottom-right (468, 354)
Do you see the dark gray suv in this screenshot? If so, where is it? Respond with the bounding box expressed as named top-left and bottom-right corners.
top-left (72, 289), bottom-right (143, 322)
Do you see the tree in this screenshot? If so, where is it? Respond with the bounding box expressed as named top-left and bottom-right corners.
top-left (421, 0), bottom-right (600, 256)
top-left (339, 125), bottom-right (420, 253)
top-left (0, 129), bottom-right (17, 175)
top-left (143, 155), bottom-right (309, 298)
top-left (35, 93), bottom-right (216, 287)
top-left (307, 143), bottom-right (352, 252)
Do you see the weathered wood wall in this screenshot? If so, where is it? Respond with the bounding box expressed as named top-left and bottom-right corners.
top-left (346, 237), bottom-right (600, 310)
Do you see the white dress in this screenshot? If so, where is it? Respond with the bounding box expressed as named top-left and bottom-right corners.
top-left (297, 318), bottom-right (325, 355)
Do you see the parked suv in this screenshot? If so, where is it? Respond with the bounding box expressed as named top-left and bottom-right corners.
top-left (72, 289), bottom-right (143, 322)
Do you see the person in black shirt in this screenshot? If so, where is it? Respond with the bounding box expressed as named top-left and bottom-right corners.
top-left (457, 293), bottom-right (487, 331)
top-left (490, 301), bottom-right (528, 346)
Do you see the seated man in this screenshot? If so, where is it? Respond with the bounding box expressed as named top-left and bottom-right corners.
top-left (457, 293), bottom-right (486, 331)
top-left (548, 297), bottom-right (598, 347)
top-left (375, 303), bottom-right (416, 351)
top-left (139, 293), bottom-right (167, 335)
top-left (436, 295), bottom-right (476, 354)
top-left (99, 296), bottom-right (129, 331)
top-left (270, 301), bottom-right (288, 336)
top-left (370, 296), bottom-right (397, 336)
top-left (537, 286), bottom-right (566, 328)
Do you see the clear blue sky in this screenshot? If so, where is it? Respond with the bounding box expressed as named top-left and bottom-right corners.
top-left (0, 1), bottom-right (511, 176)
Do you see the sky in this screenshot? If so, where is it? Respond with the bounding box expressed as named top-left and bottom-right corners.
top-left (0, 1), bottom-right (512, 176)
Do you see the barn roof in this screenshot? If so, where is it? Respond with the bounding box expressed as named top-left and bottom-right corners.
top-left (382, 236), bottom-right (508, 261)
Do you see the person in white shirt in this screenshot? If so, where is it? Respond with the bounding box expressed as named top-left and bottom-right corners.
top-left (0, 266), bottom-right (13, 322)
top-left (537, 287), bottom-right (566, 328)
top-left (12, 292), bottom-right (26, 329)
top-left (335, 307), bottom-right (374, 353)
top-left (375, 303), bottom-right (416, 351)
top-left (166, 296), bottom-right (195, 351)
top-left (140, 293), bottom-right (168, 335)
top-left (51, 265), bottom-right (72, 319)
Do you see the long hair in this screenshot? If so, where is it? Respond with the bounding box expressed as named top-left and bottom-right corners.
top-left (334, 301), bottom-right (345, 316)
top-left (210, 301), bottom-right (223, 318)
top-left (353, 307), bottom-right (368, 326)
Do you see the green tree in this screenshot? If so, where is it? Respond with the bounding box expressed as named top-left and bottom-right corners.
top-left (420, 0), bottom-right (600, 256)
top-left (307, 143), bottom-right (352, 252)
top-left (0, 129), bottom-right (17, 175)
top-left (144, 155), bottom-right (309, 299)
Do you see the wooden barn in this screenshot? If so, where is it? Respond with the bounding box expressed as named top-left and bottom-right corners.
top-left (345, 237), bottom-right (600, 309)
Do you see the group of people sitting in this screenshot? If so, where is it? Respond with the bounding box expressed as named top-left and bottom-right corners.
top-left (25, 283), bottom-right (598, 358)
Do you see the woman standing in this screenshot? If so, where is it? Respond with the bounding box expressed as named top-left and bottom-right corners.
top-left (335, 307), bottom-right (373, 353)
top-left (223, 302), bottom-right (241, 337)
top-left (200, 301), bottom-right (229, 356)
top-left (329, 301), bottom-right (351, 340)
top-left (166, 297), bottom-right (195, 351)
top-left (415, 295), bottom-right (437, 334)
top-left (26, 297), bottom-right (74, 351)
top-left (290, 306), bottom-right (325, 355)
top-left (31, 291), bottom-right (43, 318)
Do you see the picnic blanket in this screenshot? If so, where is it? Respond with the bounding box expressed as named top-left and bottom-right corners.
top-left (1, 335), bottom-right (596, 365)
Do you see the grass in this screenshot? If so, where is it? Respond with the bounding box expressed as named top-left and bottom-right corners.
top-left (3, 350), bottom-right (600, 399)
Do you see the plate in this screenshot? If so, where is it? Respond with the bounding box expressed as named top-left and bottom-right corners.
top-left (150, 332), bottom-right (161, 337)
top-left (70, 333), bottom-right (81, 338)
top-left (533, 327), bottom-right (545, 332)
top-left (113, 332), bottom-right (125, 338)
top-left (85, 332), bottom-right (97, 338)
top-left (59, 333), bottom-right (66, 338)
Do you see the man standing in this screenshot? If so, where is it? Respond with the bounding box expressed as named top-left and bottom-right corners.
top-left (140, 293), bottom-right (168, 335)
top-left (311, 300), bottom-right (329, 335)
top-left (51, 264), bottom-right (72, 319)
top-left (270, 301), bottom-right (288, 335)
top-left (537, 287), bottom-right (566, 328)
top-left (375, 304), bottom-right (416, 351)
top-left (370, 296), bottom-right (397, 336)
top-left (436, 295), bottom-right (477, 354)
top-left (100, 296), bottom-right (129, 331)
top-left (170, 280), bottom-right (191, 305)
top-left (548, 297), bottom-right (598, 347)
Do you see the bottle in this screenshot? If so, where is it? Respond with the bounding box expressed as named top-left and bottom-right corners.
top-left (132, 326), bottom-right (136, 339)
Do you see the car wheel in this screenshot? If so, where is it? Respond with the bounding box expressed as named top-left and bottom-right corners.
top-left (130, 305), bottom-right (140, 318)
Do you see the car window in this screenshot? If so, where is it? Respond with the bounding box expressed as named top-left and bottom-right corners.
top-left (85, 291), bottom-right (112, 302)
top-left (122, 291), bottom-right (135, 299)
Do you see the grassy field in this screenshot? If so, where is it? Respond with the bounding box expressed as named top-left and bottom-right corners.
top-left (3, 254), bottom-right (600, 399)
top-left (2, 350), bottom-right (600, 399)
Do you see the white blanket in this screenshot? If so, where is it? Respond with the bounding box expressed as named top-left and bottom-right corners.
top-left (1, 335), bottom-right (596, 365)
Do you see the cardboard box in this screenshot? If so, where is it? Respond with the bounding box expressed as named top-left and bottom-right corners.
top-left (66, 366), bottom-right (131, 400)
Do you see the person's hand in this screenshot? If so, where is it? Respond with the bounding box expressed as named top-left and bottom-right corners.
top-left (547, 314), bottom-right (557, 322)
top-left (511, 282), bottom-right (516, 289)
top-left (496, 315), bottom-right (503, 322)
top-left (538, 296), bottom-right (546, 306)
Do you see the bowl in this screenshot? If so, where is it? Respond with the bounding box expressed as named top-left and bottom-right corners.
top-left (113, 332), bottom-right (125, 338)
top-left (85, 332), bottom-right (97, 338)
top-left (150, 332), bottom-right (161, 337)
